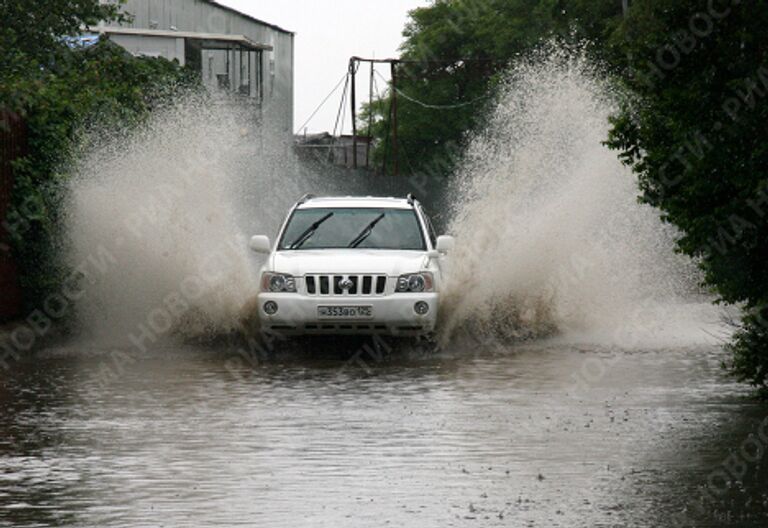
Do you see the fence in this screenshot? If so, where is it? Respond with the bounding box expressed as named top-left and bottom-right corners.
top-left (0, 111), bottom-right (25, 320)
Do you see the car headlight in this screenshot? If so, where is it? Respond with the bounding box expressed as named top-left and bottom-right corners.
top-left (395, 272), bottom-right (434, 293)
top-left (261, 272), bottom-right (297, 293)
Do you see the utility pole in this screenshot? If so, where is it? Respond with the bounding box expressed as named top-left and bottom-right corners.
top-left (347, 55), bottom-right (507, 175)
top-left (366, 61), bottom-right (374, 168)
top-left (390, 60), bottom-right (399, 177)
top-left (349, 56), bottom-right (402, 176)
top-left (349, 59), bottom-right (358, 169)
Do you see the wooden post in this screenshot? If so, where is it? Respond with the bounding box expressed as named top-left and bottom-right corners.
top-left (350, 59), bottom-right (358, 169)
top-left (390, 60), bottom-right (399, 177)
top-left (366, 61), bottom-right (374, 169)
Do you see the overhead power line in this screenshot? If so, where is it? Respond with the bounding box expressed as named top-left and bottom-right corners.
top-left (307, 56), bottom-right (499, 175)
top-left (332, 73), bottom-right (350, 138)
top-left (295, 72), bottom-right (349, 135)
top-left (373, 70), bottom-right (490, 110)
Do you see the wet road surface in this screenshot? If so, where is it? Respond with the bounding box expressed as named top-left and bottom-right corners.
top-left (1, 339), bottom-right (767, 527)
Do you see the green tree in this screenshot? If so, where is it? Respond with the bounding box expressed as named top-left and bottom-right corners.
top-left (7, 41), bottom-right (195, 307)
top-left (607, 1), bottom-right (768, 394)
top-left (1, 0), bottom-right (195, 310)
top-left (364, 0), bottom-right (624, 175)
top-left (0, 0), bottom-right (127, 108)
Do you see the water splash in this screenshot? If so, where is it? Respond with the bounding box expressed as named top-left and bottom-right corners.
top-left (66, 93), bottom-right (303, 343)
top-left (65, 50), bottom-right (726, 350)
top-left (439, 46), bottom-right (723, 347)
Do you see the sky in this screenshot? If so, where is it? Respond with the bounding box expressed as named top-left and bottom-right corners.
top-left (216, 0), bottom-right (430, 134)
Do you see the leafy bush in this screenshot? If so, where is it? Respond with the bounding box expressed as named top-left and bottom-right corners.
top-left (1, 0), bottom-right (197, 311)
top-left (0, 0), bottom-right (126, 108)
top-left (607, 1), bottom-right (768, 395)
top-left (6, 40), bottom-right (196, 310)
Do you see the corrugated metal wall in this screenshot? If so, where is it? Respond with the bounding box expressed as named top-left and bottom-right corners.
top-left (0, 111), bottom-right (25, 321)
top-left (113, 0), bottom-right (294, 135)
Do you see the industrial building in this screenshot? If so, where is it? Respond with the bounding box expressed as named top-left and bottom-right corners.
top-left (96, 0), bottom-right (294, 135)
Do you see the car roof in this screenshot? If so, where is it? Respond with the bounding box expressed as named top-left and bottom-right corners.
top-left (296, 196), bottom-right (415, 210)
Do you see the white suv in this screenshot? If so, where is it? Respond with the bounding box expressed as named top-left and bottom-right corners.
top-left (249, 194), bottom-right (454, 337)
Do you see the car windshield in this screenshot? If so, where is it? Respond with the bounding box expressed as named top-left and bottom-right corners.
top-left (279, 208), bottom-right (426, 250)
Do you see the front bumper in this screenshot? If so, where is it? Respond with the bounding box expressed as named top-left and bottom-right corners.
top-left (257, 292), bottom-right (439, 336)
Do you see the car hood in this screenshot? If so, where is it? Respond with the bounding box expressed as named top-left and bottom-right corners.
top-left (271, 250), bottom-right (430, 276)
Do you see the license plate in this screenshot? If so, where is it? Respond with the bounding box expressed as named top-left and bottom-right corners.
top-left (317, 306), bottom-right (373, 319)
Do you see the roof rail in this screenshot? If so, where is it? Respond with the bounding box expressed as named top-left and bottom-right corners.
top-left (297, 193), bottom-right (315, 205)
top-left (406, 193), bottom-right (417, 205)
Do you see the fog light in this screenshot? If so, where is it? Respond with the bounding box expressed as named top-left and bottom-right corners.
top-left (264, 301), bottom-right (279, 316)
top-left (414, 301), bottom-right (430, 316)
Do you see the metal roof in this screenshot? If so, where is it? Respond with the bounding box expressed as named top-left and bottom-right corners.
top-left (98, 27), bottom-right (273, 51)
top-left (202, 0), bottom-right (294, 35)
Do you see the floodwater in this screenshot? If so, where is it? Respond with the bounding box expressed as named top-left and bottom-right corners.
top-left (7, 48), bottom-right (766, 528)
top-left (2, 338), bottom-right (767, 528)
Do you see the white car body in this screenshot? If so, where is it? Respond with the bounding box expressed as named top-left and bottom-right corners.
top-left (249, 195), bottom-right (454, 337)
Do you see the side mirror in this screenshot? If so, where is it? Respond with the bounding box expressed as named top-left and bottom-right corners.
top-left (436, 235), bottom-right (455, 254)
top-left (249, 235), bottom-right (272, 254)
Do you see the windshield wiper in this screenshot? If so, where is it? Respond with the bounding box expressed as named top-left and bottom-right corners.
top-left (348, 213), bottom-right (386, 248)
top-left (289, 212), bottom-right (334, 249)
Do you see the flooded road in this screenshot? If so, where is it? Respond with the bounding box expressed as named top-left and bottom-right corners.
top-left (4, 25), bottom-right (766, 527)
top-left (2, 339), bottom-right (767, 527)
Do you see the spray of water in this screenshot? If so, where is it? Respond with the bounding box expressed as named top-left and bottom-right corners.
top-left (66, 49), bottom-right (724, 350)
top-left (439, 47), bottom-right (723, 347)
top-left (65, 89), bottom-right (402, 345)
top-left (66, 93), bottom-right (305, 343)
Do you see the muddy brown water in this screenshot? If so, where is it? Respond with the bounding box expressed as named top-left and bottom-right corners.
top-left (1, 338), bottom-right (767, 527)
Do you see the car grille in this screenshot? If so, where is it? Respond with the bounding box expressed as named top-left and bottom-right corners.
top-left (304, 274), bottom-right (388, 296)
